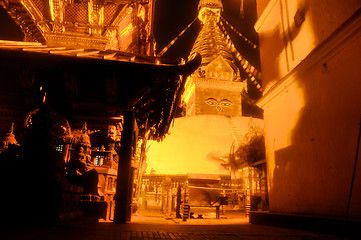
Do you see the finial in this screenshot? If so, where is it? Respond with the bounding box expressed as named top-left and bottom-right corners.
top-left (10, 122), bottom-right (14, 134)
top-left (198, 0), bottom-right (223, 24)
top-left (82, 122), bottom-right (88, 133)
top-left (198, 0), bottom-right (223, 11)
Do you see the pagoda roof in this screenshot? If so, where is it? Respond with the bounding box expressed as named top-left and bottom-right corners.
top-left (0, 40), bottom-right (201, 140)
top-left (0, 0), bottom-right (156, 54)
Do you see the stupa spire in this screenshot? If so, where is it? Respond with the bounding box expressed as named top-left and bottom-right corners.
top-left (191, 0), bottom-right (238, 81)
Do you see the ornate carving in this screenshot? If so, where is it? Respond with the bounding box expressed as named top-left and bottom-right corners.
top-left (2, 0), bottom-right (155, 53)
top-left (49, 0), bottom-right (65, 32)
top-left (88, 0), bottom-right (104, 36)
top-left (105, 28), bottom-right (119, 50)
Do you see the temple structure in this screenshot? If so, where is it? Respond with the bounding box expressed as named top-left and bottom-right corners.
top-left (182, 0), bottom-right (258, 118)
top-left (1, 0), bottom-right (156, 55)
top-left (143, 0), bottom-right (266, 216)
top-left (182, 0), bottom-right (245, 117)
top-left (0, 0), bottom-right (201, 223)
top-left (0, 0), bottom-right (266, 222)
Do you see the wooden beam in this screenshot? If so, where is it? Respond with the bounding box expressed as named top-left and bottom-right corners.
top-left (114, 110), bottom-right (135, 223)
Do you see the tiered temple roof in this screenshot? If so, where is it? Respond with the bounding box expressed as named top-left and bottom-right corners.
top-left (0, 0), bottom-right (156, 55)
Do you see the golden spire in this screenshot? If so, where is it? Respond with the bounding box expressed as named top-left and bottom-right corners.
top-left (191, 0), bottom-right (238, 80)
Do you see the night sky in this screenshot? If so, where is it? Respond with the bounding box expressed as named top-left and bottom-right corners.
top-left (0, 0), bottom-right (259, 67)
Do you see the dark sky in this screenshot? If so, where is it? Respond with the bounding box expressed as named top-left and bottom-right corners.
top-left (0, 0), bottom-right (259, 67)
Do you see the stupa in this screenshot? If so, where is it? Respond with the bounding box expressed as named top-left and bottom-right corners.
top-left (146, 0), bottom-right (264, 176)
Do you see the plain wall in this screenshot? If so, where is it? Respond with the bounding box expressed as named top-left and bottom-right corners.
top-left (256, 0), bottom-right (361, 218)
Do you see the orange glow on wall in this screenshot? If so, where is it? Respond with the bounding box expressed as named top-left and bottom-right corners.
top-left (255, 0), bottom-right (317, 92)
top-left (260, 84), bottom-right (305, 187)
top-left (256, 0), bottom-right (361, 217)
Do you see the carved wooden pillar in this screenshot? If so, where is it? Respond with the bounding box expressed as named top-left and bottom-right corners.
top-left (114, 110), bottom-right (135, 223)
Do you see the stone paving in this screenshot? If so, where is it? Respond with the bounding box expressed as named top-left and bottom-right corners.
top-left (1, 210), bottom-right (352, 240)
top-left (109, 232), bottom-right (244, 240)
top-left (2, 225), bottom-right (341, 240)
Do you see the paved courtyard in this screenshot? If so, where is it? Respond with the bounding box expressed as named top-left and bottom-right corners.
top-left (1, 210), bottom-right (352, 240)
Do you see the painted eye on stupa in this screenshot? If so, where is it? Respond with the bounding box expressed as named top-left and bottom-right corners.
top-left (220, 99), bottom-right (232, 107)
top-left (205, 98), bottom-right (218, 106)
